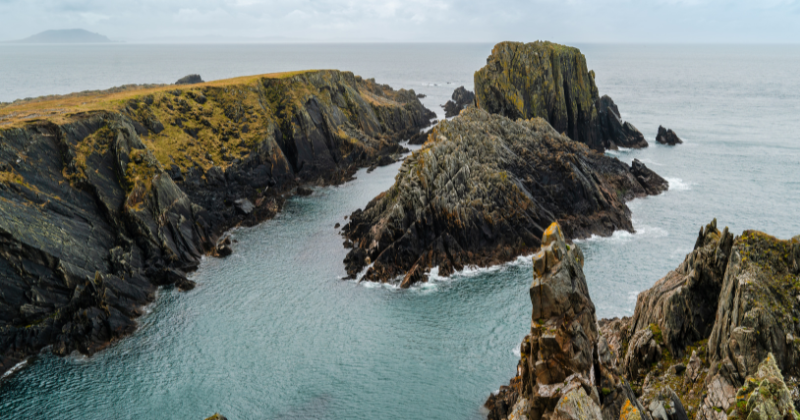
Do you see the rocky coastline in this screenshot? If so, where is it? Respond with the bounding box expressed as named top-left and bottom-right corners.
top-left (487, 219), bottom-right (800, 420)
top-left (0, 70), bottom-right (435, 375)
top-left (342, 107), bottom-right (667, 287)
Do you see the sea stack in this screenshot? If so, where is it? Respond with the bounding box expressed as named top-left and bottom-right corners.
top-left (474, 41), bottom-right (648, 151)
top-left (442, 86), bottom-right (475, 118)
top-left (656, 125), bottom-right (683, 145)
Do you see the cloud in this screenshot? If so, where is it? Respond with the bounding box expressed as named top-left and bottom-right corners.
top-left (0, 0), bottom-right (798, 42)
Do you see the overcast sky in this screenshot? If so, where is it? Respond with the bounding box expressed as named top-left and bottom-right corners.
top-left (1, 0), bottom-right (798, 43)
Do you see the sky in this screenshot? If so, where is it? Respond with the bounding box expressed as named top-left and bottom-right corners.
top-left (0, 0), bottom-right (798, 43)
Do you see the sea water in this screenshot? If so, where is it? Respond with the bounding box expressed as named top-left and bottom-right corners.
top-left (0, 43), bottom-right (798, 419)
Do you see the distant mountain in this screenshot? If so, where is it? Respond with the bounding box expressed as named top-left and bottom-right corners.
top-left (13, 29), bottom-right (112, 43)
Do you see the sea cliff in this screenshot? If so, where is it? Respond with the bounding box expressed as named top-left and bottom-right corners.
top-left (0, 70), bottom-right (434, 374)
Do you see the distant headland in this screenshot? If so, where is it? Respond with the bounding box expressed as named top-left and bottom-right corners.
top-left (7, 29), bottom-right (112, 43)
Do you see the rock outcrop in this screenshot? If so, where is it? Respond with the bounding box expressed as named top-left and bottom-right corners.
top-left (176, 74), bottom-right (204, 85)
top-left (593, 220), bottom-right (800, 419)
top-left (655, 126), bottom-right (683, 146)
top-left (474, 41), bottom-right (648, 151)
top-left (734, 354), bottom-right (799, 420)
top-left (342, 107), bottom-right (667, 286)
top-left (442, 86), bottom-right (475, 118)
top-left (486, 223), bottom-right (660, 420)
top-left (0, 70), bottom-right (435, 375)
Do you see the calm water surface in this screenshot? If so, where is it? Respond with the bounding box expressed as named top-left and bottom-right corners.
top-left (0, 44), bottom-right (798, 419)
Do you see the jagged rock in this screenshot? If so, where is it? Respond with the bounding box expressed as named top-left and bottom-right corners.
top-left (342, 107), bottom-right (667, 286)
top-left (176, 74), bottom-right (204, 85)
top-left (552, 385), bottom-right (603, 420)
top-left (623, 219), bottom-right (733, 377)
top-left (684, 351), bottom-right (702, 385)
top-left (647, 387), bottom-right (689, 420)
top-left (486, 223), bottom-right (652, 420)
top-left (734, 353), bottom-right (799, 420)
top-left (597, 96), bottom-right (649, 149)
top-left (0, 70), bottom-right (435, 375)
top-left (631, 159), bottom-right (669, 195)
top-left (442, 86), bottom-right (475, 118)
top-left (620, 399), bottom-right (646, 420)
top-left (474, 41), bottom-right (647, 151)
top-left (214, 237), bottom-right (233, 258)
top-left (655, 126), bottom-right (682, 146)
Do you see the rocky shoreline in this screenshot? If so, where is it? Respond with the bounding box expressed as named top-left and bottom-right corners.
top-left (487, 220), bottom-right (800, 420)
top-left (342, 107), bottom-right (667, 287)
top-left (0, 70), bottom-right (435, 375)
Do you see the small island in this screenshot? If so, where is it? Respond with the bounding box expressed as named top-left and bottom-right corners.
top-left (9, 29), bottom-right (112, 44)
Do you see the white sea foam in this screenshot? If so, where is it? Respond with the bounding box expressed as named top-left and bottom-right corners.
top-left (575, 224), bottom-right (668, 244)
top-left (665, 177), bottom-right (693, 191)
top-left (512, 343), bottom-right (521, 357)
top-left (1, 359), bottom-right (28, 380)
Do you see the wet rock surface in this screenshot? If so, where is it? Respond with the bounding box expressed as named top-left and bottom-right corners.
top-left (0, 70), bottom-right (435, 375)
top-left (342, 107), bottom-right (666, 286)
top-left (442, 86), bottom-right (475, 118)
top-left (656, 126), bottom-right (683, 146)
top-left (475, 41), bottom-right (648, 151)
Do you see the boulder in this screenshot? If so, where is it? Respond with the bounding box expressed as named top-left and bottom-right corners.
top-left (175, 74), bottom-right (204, 85)
top-left (442, 86), bottom-right (475, 118)
top-left (342, 107), bottom-right (668, 286)
top-left (655, 126), bottom-right (683, 146)
top-left (734, 354), bottom-right (799, 420)
top-left (630, 159), bottom-right (669, 195)
top-left (598, 96), bottom-right (649, 149)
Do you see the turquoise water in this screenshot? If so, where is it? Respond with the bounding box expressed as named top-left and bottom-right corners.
top-left (1, 44), bottom-right (799, 419)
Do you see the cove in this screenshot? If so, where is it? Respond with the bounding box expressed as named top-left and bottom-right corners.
top-left (0, 154), bottom-right (533, 419)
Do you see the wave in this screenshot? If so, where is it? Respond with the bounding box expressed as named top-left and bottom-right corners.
top-left (1, 359), bottom-right (28, 380)
top-left (664, 177), bottom-right (693, 191)
top-left (575, 224), bottom-right (668, 245)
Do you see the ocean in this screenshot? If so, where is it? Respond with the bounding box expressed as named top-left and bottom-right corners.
top-left (0, 43), bottom-right (799, 419)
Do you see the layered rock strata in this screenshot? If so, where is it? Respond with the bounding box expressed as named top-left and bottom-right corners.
top-left (342, 107), bottom-right (666, 286)
top-left (474, 41), bottom-right (648, 151)
top-left (442, 86), bottom-right (476, 118)
top-left (0, 70), bottom-right (434, 375)
top-left (656, 126), bottom-right (683, 146)
top-left (600, 221), bottom-right (800, 419)
top-left (486, 223), bottom-right (651, 420)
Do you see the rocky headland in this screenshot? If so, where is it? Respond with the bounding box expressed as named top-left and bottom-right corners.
top-left (487, 219), bottom-right (800, 420)
top-left (474, 41), bottom-right (648, 151)
top-left (442, 86), bottom-right (476, 118)
top-left (342, 107), bottom-right (667, 287)
top-left (0, 70), bottom-right (435, 375)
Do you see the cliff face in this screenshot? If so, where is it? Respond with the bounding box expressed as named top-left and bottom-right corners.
top-left (489, 221), bottom-right (800, 420)
top-left (597, 221), bottom-right (800, 420)
top-left (474, 41), bottom-right (647, 151)
top-left (342, 107), bottom-right (666, 286)
top-left (0, 70), bottom-right (434, 375)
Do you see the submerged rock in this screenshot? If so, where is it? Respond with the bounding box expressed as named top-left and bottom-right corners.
top-left (656, 126), bottom-right (683, 145)
top-left (0, 69), bottom-right (435, 375)
top-left (342, 107), bottom-right (667, 286)
top-left (204, 414), bottom-right (227, 420)
top-left (475, 41), bottom-right (648, 151)
top-left (442, 86), bottom-right (475, 118)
